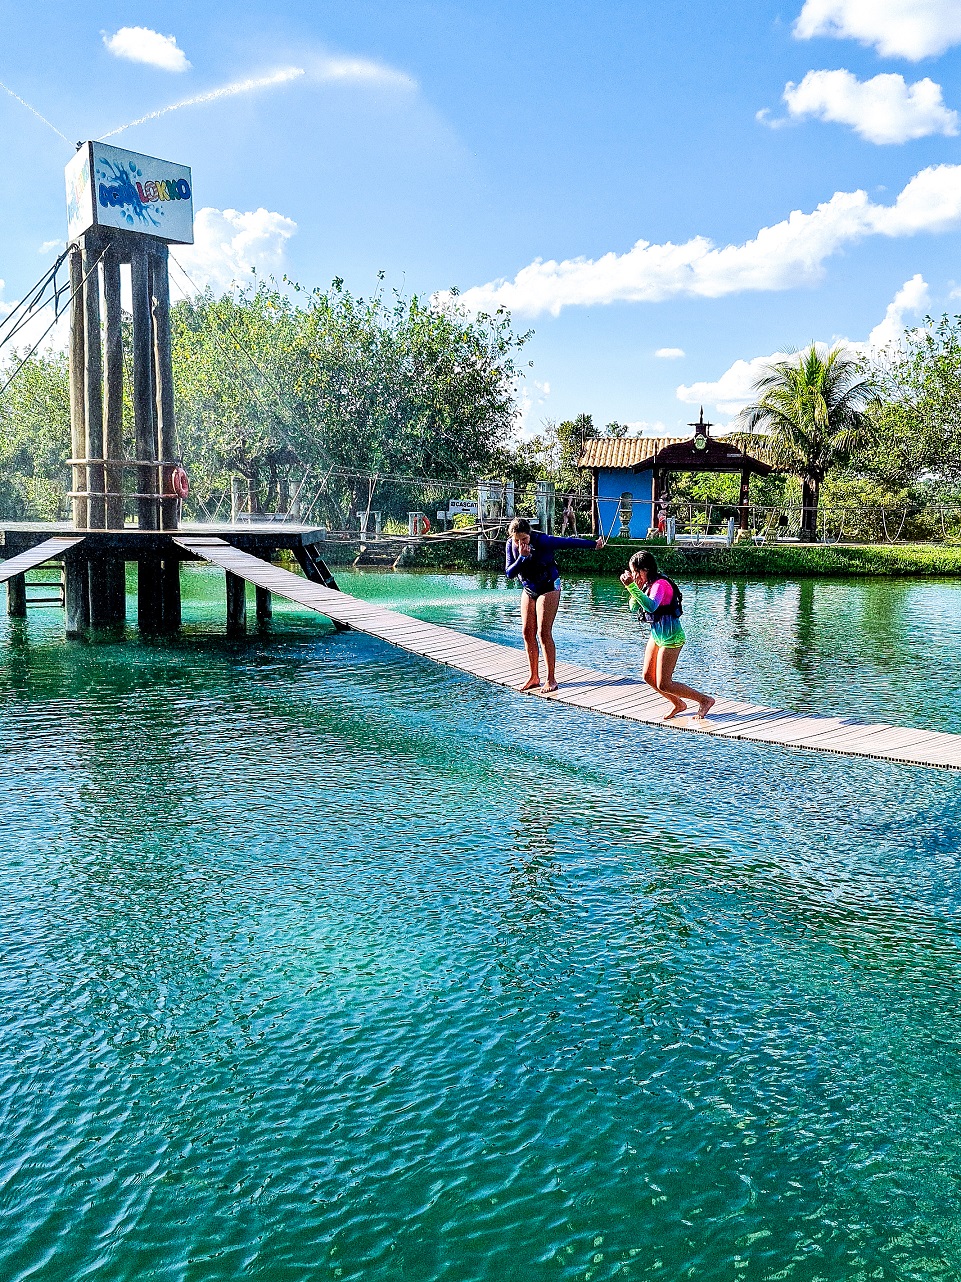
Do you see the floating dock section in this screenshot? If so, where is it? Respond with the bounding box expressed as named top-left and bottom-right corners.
top-left (172, 537), bottom-right (961, 774)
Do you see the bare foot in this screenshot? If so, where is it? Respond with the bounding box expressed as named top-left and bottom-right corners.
top-left (696, 697), bottom-right (716, 719)
top-left (519, 676), bottom-right (541, 692)
top-left (540, 681), bottom-right (559, 694)
top-left (662, 702), bottom-right (688, 720)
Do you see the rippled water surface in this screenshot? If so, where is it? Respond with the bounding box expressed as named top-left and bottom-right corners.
top-left (3, 566), bottom-right (961, 1282)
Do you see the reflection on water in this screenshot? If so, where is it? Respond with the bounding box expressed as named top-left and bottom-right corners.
top-left (1, 566), bottom-right (961, 1281)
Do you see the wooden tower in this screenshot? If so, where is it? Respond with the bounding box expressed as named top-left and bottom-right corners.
top-left (64, 140), bottom-right (194, 634)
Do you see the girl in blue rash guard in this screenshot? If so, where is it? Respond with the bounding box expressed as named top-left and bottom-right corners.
top-left (620, 549), bottom-right (715, 720)
top-left (505, 516), bottom-right (604, 693)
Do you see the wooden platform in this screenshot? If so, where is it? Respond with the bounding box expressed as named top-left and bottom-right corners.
top-left (0, 522), bottom-right (327, 560)
top-left (0, 535), bottom-right (85, 583)
top-left (174, 536), bottom-right (961, 774)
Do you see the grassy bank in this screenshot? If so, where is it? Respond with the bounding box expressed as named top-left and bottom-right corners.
top-left (398, 537), bottom-right (961, 578)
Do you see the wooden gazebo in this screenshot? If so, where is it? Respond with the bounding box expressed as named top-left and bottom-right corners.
top-left (635, 409), bottom-right (772, 531)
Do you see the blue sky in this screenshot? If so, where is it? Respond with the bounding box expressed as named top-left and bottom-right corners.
top-left (3, 0), bottom-right (961, 435)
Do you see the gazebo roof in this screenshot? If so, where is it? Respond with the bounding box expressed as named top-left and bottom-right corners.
top-left (630, 435), bottom-right (773, 475)
top-left (577, 437), bottom-right (686, 469)
top-left (577, 433), bottom-right (773, 475)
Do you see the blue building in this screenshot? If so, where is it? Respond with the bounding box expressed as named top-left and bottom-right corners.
top-left (577, 436), bottom-right (684, 539)
top-left (578, 416), bottom-right (774, 539)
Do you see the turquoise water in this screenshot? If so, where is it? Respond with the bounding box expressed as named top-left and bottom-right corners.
top-left (3, 567), bottom-right (961, 1281)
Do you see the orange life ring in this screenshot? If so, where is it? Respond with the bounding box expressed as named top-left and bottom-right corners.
top-left (412, 514), bottom-right (431, 535)
top-left (172, 466), bottom-right (190, 499)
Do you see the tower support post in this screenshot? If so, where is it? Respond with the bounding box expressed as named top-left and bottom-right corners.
top-left (65, 553), bottom-right (91, 637)
top-left (81, 233), bottom-right (105, 530)
top-left (151, 245), bottom-right (179, 532)
top-left (6, 575), bottom-right (26, 619)
top-left (68, 247), bottom-right (88, 531)
top-left (226, 572), bottom-right (247, 637)
top-left (131, 242), bottom-right (159, 531)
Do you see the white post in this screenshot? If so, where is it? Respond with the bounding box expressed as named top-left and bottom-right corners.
top-left (535, 480), bottom-right (554, 533)
top-left (230, 475), bottom-right (245, 523)
top-left (288, 478), bottom-right (301, 521)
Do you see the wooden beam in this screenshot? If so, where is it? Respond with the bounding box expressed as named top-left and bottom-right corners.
top-left (6, 575), bottom-right (26, 618)
top-left (150, 245), bottom-right (179, 531)
top-left (255, 584), bottom-right (272, 626)
top-left (161, 558), bottom-right (181, 632)
top-left (68, 246), bottom-right (87, 531)
top-left (137, 556), bottom-right (163, 632)
top-left (739, 466), bottom-right (750, 532)
top-left (81, 234), bottom-right (105, 530)
top-left (102, 246), bottom-right (124, 531)
top-left (226, 571), bottom-right (247, 637)
top-left (130, 243), bottom-right (158, 530)
top-left (64, 553), bottom-right (90, 637)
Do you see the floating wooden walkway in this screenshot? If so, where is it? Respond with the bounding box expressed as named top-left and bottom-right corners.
top-left (173, 537), bottom-right (961, 774)
top-left (0, 535), bottom-right (84, 583)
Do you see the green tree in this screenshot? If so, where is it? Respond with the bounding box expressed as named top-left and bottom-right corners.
top-left (171, 278), bottom-right (530, 524)
top-left (0, 349), bottom-right (71, 519)
top-left (737, 343), bottom-right (878, 540)
top-left (867, 313), bottom-right (961, 489)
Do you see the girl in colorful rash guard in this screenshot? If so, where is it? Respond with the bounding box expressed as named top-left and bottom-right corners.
top-left (505, 516), bottom-right (604, 694)
top-left (620, 550), bottom-right (715, 720)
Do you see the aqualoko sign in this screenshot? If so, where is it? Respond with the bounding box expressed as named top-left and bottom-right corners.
top-left (66, 141), bottom-right (194, 244)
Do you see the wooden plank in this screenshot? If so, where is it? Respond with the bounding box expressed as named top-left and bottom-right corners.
top-left (0, 537), bottom-right (86, 584)
top-left (173, 536), bottom-right (961, 773)
top-left (67, 247), bottom-right (87, 531)
top-left (131, 242), bottom-right (158, 531)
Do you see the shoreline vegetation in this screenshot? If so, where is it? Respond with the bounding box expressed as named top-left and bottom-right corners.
top-left (324, 538), bottom-right (961, 578)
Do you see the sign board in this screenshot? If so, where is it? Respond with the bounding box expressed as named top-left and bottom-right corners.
top-left (66, 141), bottom-right (194, 244)
top-left (448, 500), bottom-right (478, 516)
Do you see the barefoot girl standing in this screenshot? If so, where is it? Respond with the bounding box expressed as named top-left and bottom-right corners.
top-left (620, 550), bottom-right (715, 720)
top-left (505, 517), bottom-right (603, 693)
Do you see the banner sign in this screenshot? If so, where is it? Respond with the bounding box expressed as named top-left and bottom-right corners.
top-left (66, 141), bottom-right (194, 244)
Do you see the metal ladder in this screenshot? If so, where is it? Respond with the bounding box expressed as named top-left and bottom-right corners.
top-left (26, 570), bottom-right (65, 609)
top-left (294, 543), bottom-right (340, 590)
top-left (293, 543), bottom-right (347, 630)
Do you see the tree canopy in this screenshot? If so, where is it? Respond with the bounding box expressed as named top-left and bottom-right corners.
top-left (736, 343), bottom-right (878, 538)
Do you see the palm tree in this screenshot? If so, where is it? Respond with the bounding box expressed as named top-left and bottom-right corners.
top-left (736, 344), bottom-right (878, 540)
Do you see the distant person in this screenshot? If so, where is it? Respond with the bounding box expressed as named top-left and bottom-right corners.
top-left (559, 494), bottom-right (578, 534)
top-left (620, 549), bottom-right (715, 719)
top-left (656, 498), bottom-right (669, 536)
top-left (505, 516), bottom-right (603, 694)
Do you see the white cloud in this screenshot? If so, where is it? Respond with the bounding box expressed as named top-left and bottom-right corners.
top-left (513, 379), bottom-right (552, 440)
top-left (442, 164), bottom-right (961, 318)
top-left (865, 272), bottom-right (930, 348)
top-left (655, 347), bottom-right (686, 359)
top-left (311, 56), bottom-right (416, 89)
top-left (99, 56), bottom-right (415, 140)
top-left (103, 26), bottom-right (191, 72)
top-left (676, 274), bottom-right (930, 415)
top-left (172, 207), bottom-right (297, 294)
top-left (775, 69), bottom-right (958, 143)
top-left (100, 68), bottom-right (306, 139)
top-left (38, 239), bottom-right (62, 255)
top-left (794, 0), bottom-right (961, 60)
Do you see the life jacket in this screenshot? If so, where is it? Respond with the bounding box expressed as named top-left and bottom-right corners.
top-left (641, 575), bottom-right (684, 625)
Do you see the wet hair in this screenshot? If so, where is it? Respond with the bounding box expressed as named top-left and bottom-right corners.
top-left (508, 517), bottom-right (532, 537)
top-left (628, 550), bottom-right (660, 582)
